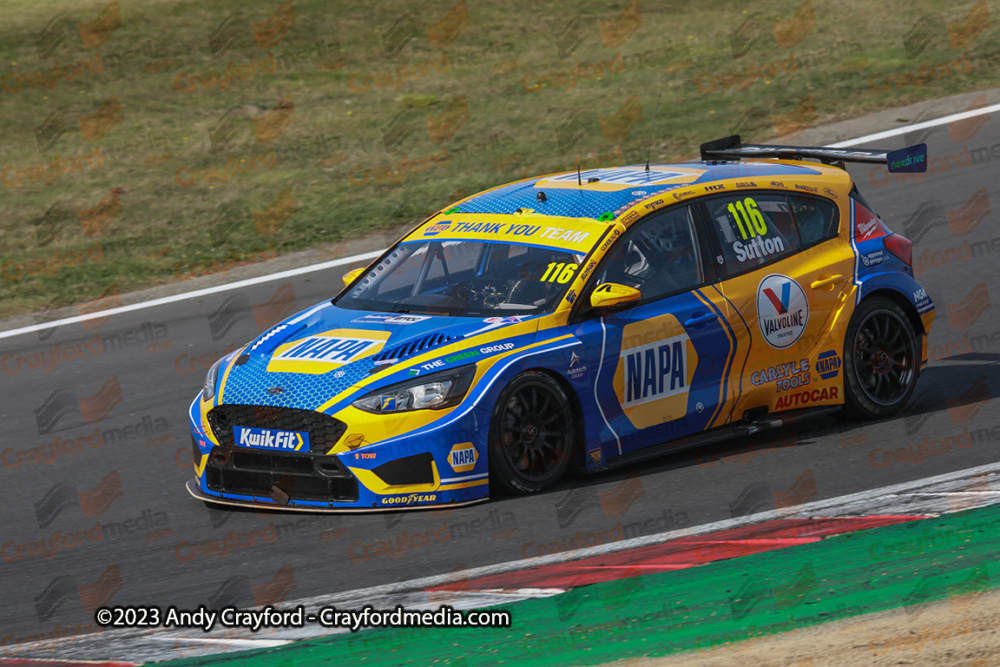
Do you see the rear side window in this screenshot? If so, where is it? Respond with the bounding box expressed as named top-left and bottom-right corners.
top-left (707, 194), bottom-right (800, 276)
top-left (788, 195), bottom-right (837, 246)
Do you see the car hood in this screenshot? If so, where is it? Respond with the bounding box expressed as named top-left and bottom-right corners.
top-left (216, 301), bottom-right (538, 410)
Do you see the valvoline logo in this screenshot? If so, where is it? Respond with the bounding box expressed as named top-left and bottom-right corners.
top-left (234, 426), bottom-right (309, 451)
top-left (762, 281), bottom-right (791, 314)
top-left (816, 350), bottom-right (841, 380)
top-left (757, 274), bottom-right (809, 349)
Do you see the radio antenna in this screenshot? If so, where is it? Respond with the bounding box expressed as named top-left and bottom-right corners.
top-left (645, 93), bottom-right (662, 172)
top-left (577, 163), bottom-right (582, 187)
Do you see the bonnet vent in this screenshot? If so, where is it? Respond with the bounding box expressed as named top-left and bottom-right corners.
top-left (370, 332), bottom-right (455, 363)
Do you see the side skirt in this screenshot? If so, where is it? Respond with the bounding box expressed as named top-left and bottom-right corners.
top-left (580, 406), bottom-right (841, 473)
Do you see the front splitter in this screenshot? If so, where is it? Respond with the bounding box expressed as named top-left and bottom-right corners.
top-left (185, 479), bottom-right (490, 513)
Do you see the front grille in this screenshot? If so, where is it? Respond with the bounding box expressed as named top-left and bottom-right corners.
top-left (205, 447), bottom-right (359, 503)
top-left (204, 405), bottom-right (357, 503)
top-left (207, 404), bottom-right (347, 453)
top-left (232, 450), bottom-right (316, 474)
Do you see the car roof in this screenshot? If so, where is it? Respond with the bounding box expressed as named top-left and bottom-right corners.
top-left (448, 160), bottom-right (852, 224)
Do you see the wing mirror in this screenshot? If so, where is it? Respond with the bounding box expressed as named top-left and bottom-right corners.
top-left (342, 267), bottom-right (365, 287)
top-left (590, 283), bottom-right (641, 310)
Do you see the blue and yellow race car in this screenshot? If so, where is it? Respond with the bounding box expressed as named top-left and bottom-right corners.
top-left (187, 136), bottom-right (933, 511)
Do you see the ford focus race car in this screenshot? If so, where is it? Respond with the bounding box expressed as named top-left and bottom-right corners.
top-left (187, 136), bottom-right (933, 511)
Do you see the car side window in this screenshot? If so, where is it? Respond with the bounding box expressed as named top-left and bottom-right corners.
top-left (706, 194), bottom-right (800, 277)
top-left (593, 205), bottom-right (703, 302)
top-left (788, 195), bottom-right (838, 246)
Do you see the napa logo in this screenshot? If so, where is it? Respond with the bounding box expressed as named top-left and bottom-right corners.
top-left (816, 350), bottom-right (841, 380)
top-left (268, 329), bottom-right (390, 374)
top-left (275, 336), bottom-right (382, 364)
top-left (424, 221), bottom-right (451, 236)
top-left (757, 274), bottom-right (809, 349)
top-left (448, 443), bottom-right (478, 472)
top-left (234, 426), bottom-right (308, 451)
top-left (547, 168), bottom-right (688, 186)
top-left (613, 314), bottom-right (699, 430)
top-left (620, 334), bottom-right (690, 408)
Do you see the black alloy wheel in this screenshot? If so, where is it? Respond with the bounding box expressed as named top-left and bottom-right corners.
top-left (843, 296), bottom-right (920, 419)
top-left (488, 372), bottom-right (574, 494)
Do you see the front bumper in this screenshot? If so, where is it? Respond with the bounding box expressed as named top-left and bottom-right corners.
top-left (187, 397), bottom-right (491, 511)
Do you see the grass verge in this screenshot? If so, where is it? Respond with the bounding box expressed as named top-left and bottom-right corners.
top-left (158, 503), bottom-right (1000, 666)
top-left (0, 0), bottom-right (996, 318)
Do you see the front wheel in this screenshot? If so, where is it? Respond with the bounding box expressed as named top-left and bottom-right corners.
top-left (488, 372), bottom-right (574, 494)
top-left (843, 296), bottom-right (920, 419)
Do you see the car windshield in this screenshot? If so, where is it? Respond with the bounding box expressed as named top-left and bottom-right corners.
top-left (336, 240), bottom-right (586, 317)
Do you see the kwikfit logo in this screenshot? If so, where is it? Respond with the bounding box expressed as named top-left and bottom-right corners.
top-left (234, 426), bottom-right (304, 451)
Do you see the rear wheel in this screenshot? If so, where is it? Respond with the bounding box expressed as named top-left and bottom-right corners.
top-left (488, 372), bottom-right (574, 494)
top-left (843, 296), bottom-right (919, 419)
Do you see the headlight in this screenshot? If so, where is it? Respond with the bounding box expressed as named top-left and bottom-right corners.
top-left (352, 365), bottom-right (477, 413)
top-left (202, 359), bottom-right (223, 402)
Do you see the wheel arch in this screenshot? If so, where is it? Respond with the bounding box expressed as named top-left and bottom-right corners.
top-left (859, 287), bottom-right (925, 337)
top-left (474, 341), bottom-right (590, 467)
top-left (855, 269), bottom-right (930, 338)
top-left (485, 365), bottom-right (582, 494)
top-left (841, 288), bottom-right (924, 419)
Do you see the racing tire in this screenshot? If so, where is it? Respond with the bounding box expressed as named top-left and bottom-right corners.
top-left (488, 372), bottom-right (574, 495)
top-left (842, 296), bottom-right (920, 419)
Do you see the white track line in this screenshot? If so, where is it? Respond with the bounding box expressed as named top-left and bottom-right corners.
top-left (0, 251), bottom-right (382, 341)
top-left (1, 102), bottom-right (995, 342)
top-left (146, 637), bottom-right (292, 647)
top-left (828, 102), bottom-right (1000, 147)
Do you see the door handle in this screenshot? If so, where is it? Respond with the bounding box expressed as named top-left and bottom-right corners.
top-left (684, 312), bottom-right (718, 328)
top-left (810, 274), bottom-right (843, 291)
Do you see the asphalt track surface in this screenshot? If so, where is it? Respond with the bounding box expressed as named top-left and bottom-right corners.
top-left (2, 113), bottom-right (999, 657)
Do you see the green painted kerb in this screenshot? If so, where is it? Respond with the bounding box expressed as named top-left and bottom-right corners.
top-left (159, 504), bottom-right (1000, 667)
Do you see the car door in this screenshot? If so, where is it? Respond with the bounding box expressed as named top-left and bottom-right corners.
top-left (570, 204), bottom-right (737, 464)
top-left (700, 190), bottom-right (852, 416)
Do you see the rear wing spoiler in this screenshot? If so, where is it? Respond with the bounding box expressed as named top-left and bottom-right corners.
top-left (699, 135), bottom-right (928, 173)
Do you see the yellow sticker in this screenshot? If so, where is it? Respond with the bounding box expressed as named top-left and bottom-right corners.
top-left (612, 314), bottom-right (698, 430)
top-left (409, 214), bottom-right (606, 253)
top-left (267, 329), bottom-right (389, 375)
top-left (448, 442), bottom-right (478, 472)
